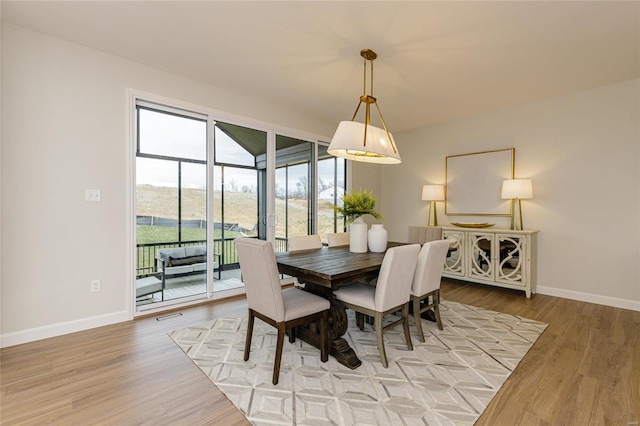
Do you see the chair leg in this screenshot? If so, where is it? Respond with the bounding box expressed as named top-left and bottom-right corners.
top-left (434, 289), bottom-right (443, 330)
top-left (244, 309), bottom-right (255, 361)
top-left (289, 327), bottom-right (296, 343)
top-left (374, 312), bottom-right (388, 368)
top-left (402, 303), bottom-right (413, 351)
top-left (412, 296), bottom-right (425, 342)
top-left (356, 312), bottom-right (364, 330)
top-left (273, 322), bottom-right (286, 385)
top-left (320, 310), bottom-right (328, 363)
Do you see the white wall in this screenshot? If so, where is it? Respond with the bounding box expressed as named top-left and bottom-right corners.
top-left (350, 162), bottom-right (382, 206)
top-left (0, 24), bottom-right (335, 346)
top-left (382, 79), bottom-right (640, 308)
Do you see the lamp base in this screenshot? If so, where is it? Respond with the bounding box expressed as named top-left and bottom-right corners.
top-left (510, 198), bottom-right (524, 230)
top-left (428, 200), bottom-right (438, 227)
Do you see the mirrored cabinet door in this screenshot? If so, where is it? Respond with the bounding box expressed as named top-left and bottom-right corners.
top-left (443, 230), bottom-right (465, 277)
top-left (469, 232), bottom-right (494, 280)
top-left (496, 235), bottom-right (526, 285)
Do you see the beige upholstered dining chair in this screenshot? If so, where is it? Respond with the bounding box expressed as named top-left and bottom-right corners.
top-left (235, 238), bottom-right (330, 385)
top-left (327, 232), bottom-right (350, 247)
top-left (408, 226), bottom-right (443, 244)
top-left (288, 234), bottom-right (323, 252)
top-left (411, 240), bottom-right (451, 341)
top-left (333, 244), bottom-right (421, 368)
top-left (285, 234), bottom-right (323, 288)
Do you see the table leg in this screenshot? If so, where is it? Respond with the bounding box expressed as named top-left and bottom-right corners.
top-left (294, 284), bottom-right (362, 369)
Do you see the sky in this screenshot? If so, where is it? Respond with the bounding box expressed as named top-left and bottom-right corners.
top-left (136, 108), bottom-right (342, 192)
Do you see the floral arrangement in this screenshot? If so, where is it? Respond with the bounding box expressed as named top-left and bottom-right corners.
top-left (333, 189), bottom-right (383, 225)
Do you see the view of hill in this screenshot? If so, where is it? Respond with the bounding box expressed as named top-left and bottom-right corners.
top-left (136, 185), bottom-right (340, 239)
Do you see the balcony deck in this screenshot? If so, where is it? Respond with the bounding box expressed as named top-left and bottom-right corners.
top-left (135, 268), bottom-right (243, 306)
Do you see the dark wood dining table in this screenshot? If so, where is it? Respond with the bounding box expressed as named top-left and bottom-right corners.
top-left (275, 242), bottom-right (405, 369)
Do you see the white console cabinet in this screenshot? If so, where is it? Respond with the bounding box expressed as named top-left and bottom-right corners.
top-left (441, 227), bottom-right (538, 298)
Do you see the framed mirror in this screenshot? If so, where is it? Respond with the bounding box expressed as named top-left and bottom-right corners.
top-left (445, 148), bottom-right (514, 216)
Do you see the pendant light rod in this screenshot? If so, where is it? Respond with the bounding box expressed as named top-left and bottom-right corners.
top-left (362, 48), bottom-right (376, 98)
top-left (348, 49), bottom-right (397, 153)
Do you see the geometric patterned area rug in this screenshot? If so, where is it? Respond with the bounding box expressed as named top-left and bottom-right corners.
top-left (169, 300), bottom-right (547, 425)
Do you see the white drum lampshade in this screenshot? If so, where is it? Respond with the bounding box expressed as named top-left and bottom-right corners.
top-left (501, 179), bottom-right (533, 230)
top-left (421, 185), bottom-right (445, 226)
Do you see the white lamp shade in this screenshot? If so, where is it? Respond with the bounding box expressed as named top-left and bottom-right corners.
top-left (501, 179), bottom-right (533, 199)
top-left (421, 184), bottom-right (445, 201)
top-left (328, 121), bottom-right (401, 164)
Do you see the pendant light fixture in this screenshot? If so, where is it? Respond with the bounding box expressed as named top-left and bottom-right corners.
top-left (328, 49), bottom-right (401, 164)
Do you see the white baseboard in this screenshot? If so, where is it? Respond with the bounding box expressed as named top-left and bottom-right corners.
top-left (0, 310), bottom-right (130, 348)
top-left (537, 286), bottom-right (640, 312)
top-left (3, 287), bottom-right (637, 348)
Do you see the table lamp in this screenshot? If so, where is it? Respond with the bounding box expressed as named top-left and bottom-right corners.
top-left (501, 179), bottom-right (533, 230)
top-left (422, 185), bottom-right (445, 226)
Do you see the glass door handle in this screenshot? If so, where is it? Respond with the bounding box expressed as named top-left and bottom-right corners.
top-left (267, 214), bottom-right (278, 227)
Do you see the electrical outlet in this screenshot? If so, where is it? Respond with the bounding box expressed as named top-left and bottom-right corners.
top-left (91, 280), bottom-right (101, 292)
top-left (85, 189), bottom-right (102, 202)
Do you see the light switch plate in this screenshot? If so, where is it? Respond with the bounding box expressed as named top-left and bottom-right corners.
top-left (85, 189), bottom-right (101, 202)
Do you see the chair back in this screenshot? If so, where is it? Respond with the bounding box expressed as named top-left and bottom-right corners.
top-left (327, 232), bottom-right (350, 247)
top-left (288, 234), bottom-right (323, 252)
top-left (374, 244), bottom-right (420, 311)
top-left (235, 238), bottom-right (286, 321)
top-left (408, 226), bottom-right (443, 244)
top-left (411, 240), bottom-right (450, 296)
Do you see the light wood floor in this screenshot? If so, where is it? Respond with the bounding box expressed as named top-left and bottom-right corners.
top-left (1, 280), bottom-right (638, 425)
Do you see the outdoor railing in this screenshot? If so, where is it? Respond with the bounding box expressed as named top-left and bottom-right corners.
top-left (136, 236), bottom-right (289, 277)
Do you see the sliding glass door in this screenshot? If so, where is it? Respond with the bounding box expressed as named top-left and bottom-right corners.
top-left (212, 122), bottom-right (266, 289)
top-left (317, 145), bottom-right (346, 242)
top-left (133, 97), bottom-right (346, 311)
top-left (135, 105), bottom-right (209, 307)
top-left (273, 136), bottom-right (347, 248)
top-left (275, 135), bottom-right (314, 251)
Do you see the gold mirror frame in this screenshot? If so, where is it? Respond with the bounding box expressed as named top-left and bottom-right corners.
top-left (445, 148), bottom-right (515, 216)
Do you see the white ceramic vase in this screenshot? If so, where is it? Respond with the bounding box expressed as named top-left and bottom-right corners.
top-left (368, 223), bottom-right (388, 253)
top-left (349, 217), bottom-right (368, 253)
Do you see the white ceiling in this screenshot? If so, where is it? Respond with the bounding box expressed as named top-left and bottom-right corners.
top-left (3, 1), bottom-right (639, 132)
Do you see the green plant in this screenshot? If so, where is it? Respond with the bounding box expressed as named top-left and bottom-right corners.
top-left (333, 189), bottom-right (383, 225)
